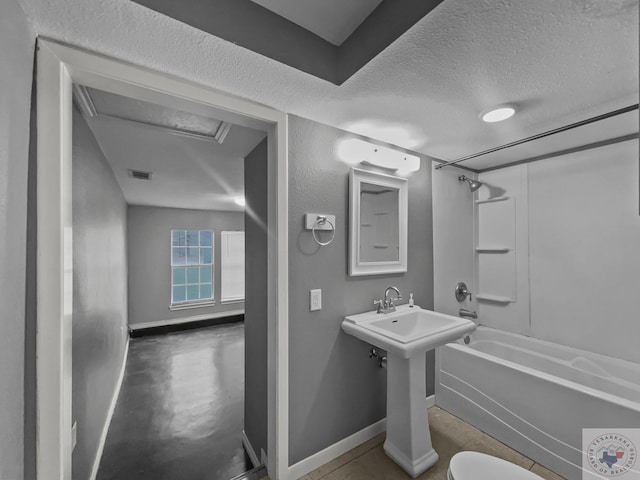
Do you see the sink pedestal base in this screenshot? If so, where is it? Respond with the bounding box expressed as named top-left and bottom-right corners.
top-left (384, 353), bottom-right (438, 478)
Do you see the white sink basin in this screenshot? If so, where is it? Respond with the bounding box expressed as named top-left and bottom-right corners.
top-left (342, 305), bottom-right (476, 359)
top-left (342, 304), bottom-right (477, 477)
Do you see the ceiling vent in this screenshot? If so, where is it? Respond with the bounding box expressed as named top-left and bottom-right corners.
top-left (128, 169), bottom-right (153, 181)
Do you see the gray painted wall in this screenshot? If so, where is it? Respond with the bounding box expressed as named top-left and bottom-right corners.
top-left (72, 110), bottom-right (129, 480)
top-left (127, 206), bottom-right (244, 326)
top-left (243, 139), bottom-right (269, 460)
top-left (0, 3), bottom-right (34, 479)
top-left (287, 115), bottom-right (434, 465)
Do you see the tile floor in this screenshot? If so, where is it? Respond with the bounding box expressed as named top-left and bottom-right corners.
top-left (296, 406), bottom-right (566, 480)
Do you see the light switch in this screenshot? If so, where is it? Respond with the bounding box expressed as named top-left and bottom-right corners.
top-left (310, 289), bottom-right (322, 311)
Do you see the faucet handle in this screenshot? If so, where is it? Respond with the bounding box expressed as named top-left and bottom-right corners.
top-left (455, 282), bottom-right (472, 302)
top-left (374, 299), bottom-right (383, 313)
top-left (388, 294), bottom-right (402, 306)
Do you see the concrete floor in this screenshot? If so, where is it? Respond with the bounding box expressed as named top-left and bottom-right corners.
top-left (296, 406), bottom-right (566, 480)
top-left (96, 322), bottom-right (251, 480)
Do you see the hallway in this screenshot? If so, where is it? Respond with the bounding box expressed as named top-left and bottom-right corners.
top-left (96, 322), bottom-right (251, 480)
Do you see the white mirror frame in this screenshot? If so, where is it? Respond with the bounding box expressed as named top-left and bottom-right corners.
top-left (349, 168), bottom-right (408, 276)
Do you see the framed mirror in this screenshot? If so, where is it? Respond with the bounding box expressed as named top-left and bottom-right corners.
top-left (349, 168), bottom-right (408, 276)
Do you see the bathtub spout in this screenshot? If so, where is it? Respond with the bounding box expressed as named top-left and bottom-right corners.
top-left (459, 308), bottom-right (478, 319)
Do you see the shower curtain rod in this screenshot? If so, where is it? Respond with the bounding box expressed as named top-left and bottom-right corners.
top-left (434, 104), bottom-right (639, 170)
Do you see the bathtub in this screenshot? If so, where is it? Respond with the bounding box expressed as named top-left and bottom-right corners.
top-left (436, 326), bottom-right (640, 479)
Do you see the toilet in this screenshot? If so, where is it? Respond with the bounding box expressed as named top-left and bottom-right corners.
top-left (448, 451), bottom-right (544, 480)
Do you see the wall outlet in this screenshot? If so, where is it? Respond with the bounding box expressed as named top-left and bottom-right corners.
top-left (72, 421), bottom-right (77, 451)
top-left (310, 289), bottom-right (322, 311)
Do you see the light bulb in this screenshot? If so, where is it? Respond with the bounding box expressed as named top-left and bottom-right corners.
top-left (481, 106), bottom-right (516, 123)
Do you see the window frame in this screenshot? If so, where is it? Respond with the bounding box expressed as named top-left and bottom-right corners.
top-left (220, 230), bottom-right (245, 304)
top-left (170, 229), bottom-right (215, 309)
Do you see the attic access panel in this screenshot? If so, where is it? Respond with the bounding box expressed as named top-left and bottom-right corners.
top-left (131, 0), bottom-right (445, 85)
top-left (84, 86), bottom-right (226, 139)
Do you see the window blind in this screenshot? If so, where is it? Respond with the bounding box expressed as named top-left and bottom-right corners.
top-left (220, 231), bottom-right (245, 302)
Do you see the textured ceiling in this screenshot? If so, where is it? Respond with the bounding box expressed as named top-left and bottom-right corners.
top-left (78, 88), bottom-right (266, 211)
top-left (20, 0), bottom-right (639, 166)
top-left (249, 0), bottom-right (382, 46)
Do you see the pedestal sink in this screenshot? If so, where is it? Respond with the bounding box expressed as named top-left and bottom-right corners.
top-left (342, 305), bottom-right (476, 477)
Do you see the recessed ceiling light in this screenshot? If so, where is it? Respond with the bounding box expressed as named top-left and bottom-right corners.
top-left (481, 105), bottom-right (516, 123)
top-left (234, 196), bottom-right (246, 207)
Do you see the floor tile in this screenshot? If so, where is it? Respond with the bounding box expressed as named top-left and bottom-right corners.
top-left (303, 433), bottom-right (386, 480)
top-left (303, 406), bottom-right (571, 480)
top-left (530, 463), bottom-right (566, 480)
top-left (349, 432), bottom-right (386, 459)
top-left (319, 455), bottom-right (375, 480)
top-left (307, 450), bottom-right (357, 480)
top-left (416, 429), bottom-right (463, 480)
top-left (461, 434), bottom-right (535, 470)
top-left (347, 445), bottom-right (414, 479)
top-left (428, 406), bottom-right (485, 448)
top-left (320, 440), bottom-right (450, 480)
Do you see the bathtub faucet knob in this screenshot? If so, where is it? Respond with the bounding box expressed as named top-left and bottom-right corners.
top-left (455, 282), bottom-right (473, 302)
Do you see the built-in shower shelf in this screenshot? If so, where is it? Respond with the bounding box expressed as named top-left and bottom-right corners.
top-left (475, 196), bottom-right (510, 204)
top-left (476, 294), bottom-right (514, 303)
top-left (476, 246), bottom-right (511, 253)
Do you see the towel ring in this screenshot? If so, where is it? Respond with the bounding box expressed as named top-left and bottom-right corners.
top-left (312, 216), bottom-right (335, 246)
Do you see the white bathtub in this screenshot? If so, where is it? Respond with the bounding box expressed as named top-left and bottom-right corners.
top-left (436, 326), bottom-right (640, 479)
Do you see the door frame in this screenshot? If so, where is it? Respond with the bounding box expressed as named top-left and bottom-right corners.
top-left (36, 38), bottom-right (290, 479)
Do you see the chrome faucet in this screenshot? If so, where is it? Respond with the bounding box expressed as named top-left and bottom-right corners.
top-left (459, 308), bottom-right (478, 319)
top-left (374, 286), bottom-right (403, 314)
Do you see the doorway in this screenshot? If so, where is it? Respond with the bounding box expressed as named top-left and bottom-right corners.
top-left (69, 83), bottom-right (266, 479)
top-left (35, 39), bottom-right (290, 480)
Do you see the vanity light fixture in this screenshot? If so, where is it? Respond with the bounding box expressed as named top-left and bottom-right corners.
top-left (234, 196), bottom-right (246, 207)
top-left (337, 138), bottom-right (420, 174)
top-left (481, 105), bottom-right (516, 123)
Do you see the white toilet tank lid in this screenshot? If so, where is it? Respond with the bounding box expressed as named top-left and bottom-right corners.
top-left (449, 452), bottom-right (544, 480)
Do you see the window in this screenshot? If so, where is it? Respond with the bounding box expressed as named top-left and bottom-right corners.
top-left (220, 231), bottom-right (245, 303)
top-left (171, 229), bottom-right (214, 305)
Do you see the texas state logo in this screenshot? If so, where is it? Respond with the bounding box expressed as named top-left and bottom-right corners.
top-left (584, 431), bottom-right (638, 478)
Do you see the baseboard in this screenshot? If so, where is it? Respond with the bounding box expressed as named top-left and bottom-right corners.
top-left (89, 337), bottom-right (129, 480)
top-left (426, 393), bottom-right (435, 409)
top-left (287, 395), bottom-right (435, 479)
top-left (241, 430), bottom-right (261, 468)
top-left (229, 465), bottom-right (268, 480)
top-left (129, 309), bottom-right (245, 336)
top-left (288, 418), bottom-right (387, 480)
